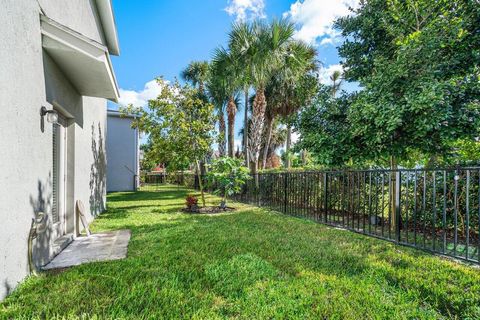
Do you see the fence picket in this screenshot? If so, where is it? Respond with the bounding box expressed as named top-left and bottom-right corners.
top-left (143, 167), bottom-right (480, 263)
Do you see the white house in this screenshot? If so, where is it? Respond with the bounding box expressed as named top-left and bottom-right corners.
top-left (106, 110), bottom-right (140, 192)
top-left (0, 0), bottom-right (120, 300)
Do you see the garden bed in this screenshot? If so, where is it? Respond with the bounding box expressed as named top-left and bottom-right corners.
top-left (182, 206), bottom-right (236, 214)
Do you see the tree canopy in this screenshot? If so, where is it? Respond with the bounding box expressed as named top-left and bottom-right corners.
top-left (297, 0), bottom-right (480, 168)
top-left (122, 79), bottom-right (216, 204)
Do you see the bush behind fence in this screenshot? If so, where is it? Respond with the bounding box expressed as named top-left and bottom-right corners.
top-left (142, 168), bottom-right (480, 263)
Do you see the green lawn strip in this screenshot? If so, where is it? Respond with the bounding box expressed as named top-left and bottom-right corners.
top-left (1, 185), bottom-right (479, 319)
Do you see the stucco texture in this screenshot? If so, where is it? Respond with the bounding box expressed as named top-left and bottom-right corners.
top-left (0, 0), bottom-right (109, 300)
top-left (106, 115), bottom-right (138, 192)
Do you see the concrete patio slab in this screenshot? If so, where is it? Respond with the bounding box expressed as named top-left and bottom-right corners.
top-left (43, 229), bottom-right (131, 270)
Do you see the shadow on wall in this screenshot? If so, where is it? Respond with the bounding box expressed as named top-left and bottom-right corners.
top-left (89, 123), bottom-right (106, 216)
top-left (3, 280), bottom-right (12, 297)
top-left (29, 175), bottom-right (53, 268)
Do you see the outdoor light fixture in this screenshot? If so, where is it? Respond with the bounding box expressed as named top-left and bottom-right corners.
top-left (40, 106), bottom-right (59, 132)
top-left (40, 106), bottom-right (59, 124)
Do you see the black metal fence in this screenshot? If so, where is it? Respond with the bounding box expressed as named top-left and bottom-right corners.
top-left (142, 168), bottom-right (480, 264)
top-left (141, 172), bottom-right (195, 190)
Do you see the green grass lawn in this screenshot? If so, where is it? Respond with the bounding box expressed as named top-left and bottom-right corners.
top-left (2, 185), bottom-right (480, 319)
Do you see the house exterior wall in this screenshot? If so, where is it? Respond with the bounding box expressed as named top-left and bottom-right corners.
top-left (38, 0), bottom-right (106, 45)
top-left (0, 0), bottom-right (110, 300)
top-left (106, 115), bottom-right (139, 192)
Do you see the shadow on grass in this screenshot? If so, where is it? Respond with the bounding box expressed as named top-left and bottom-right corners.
top-left (107, 189), bottom-right (189, 203)
top-left (2, 186), bottom-right (479, 319)
top-left (108, 206), bottom-right (475, 317)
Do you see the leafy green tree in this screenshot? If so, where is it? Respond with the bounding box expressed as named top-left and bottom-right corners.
top-left (296, 0), bottom-right (480, 228)
top-left (295, 85), bottom-right (360, 167)
top-left (182, 60), bottom-right (211, 176)
top-left (335, 0), bottom-right (480, 167)
top-left (449, 139), bottom-right (480, 165)
top-left (206, 157), bottom-right (251, 207)
top-left (139, 141), bottom-right (159, 171)
top-left (122, 79), bottom-right (216, 206)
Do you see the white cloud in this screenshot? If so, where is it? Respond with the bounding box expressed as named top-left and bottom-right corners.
top-left (319, 38), bottom-right (333, 46)
top-left (283, 0), bottom-right (358, 46)
top-left (225, 0), bottom-right (266, 22)
top-left (118, 79), bottom-right (165, 107)
top-left (318, 64), bottom-right (343, 85)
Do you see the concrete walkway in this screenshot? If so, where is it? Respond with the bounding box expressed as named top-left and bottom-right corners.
top-left (43, 230), bottom-right (131, 270)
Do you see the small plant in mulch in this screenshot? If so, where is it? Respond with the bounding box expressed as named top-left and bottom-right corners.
top-left (183, 158), bottom-right (249, 214)
top-left (183, 206), bottom-right (236, 214)
top-left (183, 193), bottom-right (236, 214)
top-left (185, 194), bottom-right (199, 212)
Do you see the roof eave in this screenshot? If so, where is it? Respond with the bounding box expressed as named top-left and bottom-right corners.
top-left (41, 15), bottom-right (120, 102)
top-left (95, 0), bottom-right (120, 56)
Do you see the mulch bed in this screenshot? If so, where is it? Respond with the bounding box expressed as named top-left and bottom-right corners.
top-left (182, 206), bottom-right (236, 214)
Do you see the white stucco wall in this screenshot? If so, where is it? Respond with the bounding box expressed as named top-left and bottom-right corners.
top-left (38, 0), bottom-right (106, 46)
top-left (106, 115), bottom-right (139, 192)
top-left (0, 0), bottom-right (109, 300)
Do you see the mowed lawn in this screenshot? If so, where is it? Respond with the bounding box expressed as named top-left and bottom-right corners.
top-left (2, 185), bottom-right (480, 319)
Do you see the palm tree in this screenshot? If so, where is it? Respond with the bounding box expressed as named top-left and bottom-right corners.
top-left (211, 47), bottom-right (241, 158)
top-left (218, 107), bottom-right (227, 157)
top-left (330, 70), bottom-right (343, 97)
top-left (229, 19), bottom-right (296, 176)
top-left (182, 60), bottom-right (211, 175)
top-left (206, 65), bottom-right (227, 157)
top-left (261, 41), bottom-right (318, 169)
top-left (228, 22), bottom-right (255, 166)
top-left (181, 61), bottom-right (209, 94)
top-left (259, 118), bottom-right (287, 169)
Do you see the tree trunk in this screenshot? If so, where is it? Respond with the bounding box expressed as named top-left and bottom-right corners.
top-left (286, 124), bottom-right (292, 168)
top-left (195, 159), bottom-right (206, 207)
top-left (218, 109), bottom-right (226, 157)
top-left (244, 88), bottom-right (249, 166)
top-left (163, 163), bottom-right (166, 184)
top-left (227, 96), bottom-right (237, 158)
top-left (261, 115), bottom-right (274, 170)
top-left (200, 160), bottom-right (207, 176)
top-left (252, 159), bottom-right (259, 189)
top-left (248, 86), bottom-right (267, 174)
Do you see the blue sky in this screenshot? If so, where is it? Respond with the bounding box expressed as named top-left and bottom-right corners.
top-left (110, 0), bottom-right (358, 147)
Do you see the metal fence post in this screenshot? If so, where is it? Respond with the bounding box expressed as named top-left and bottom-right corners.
top-left (324, 172), bottom-right (328, 223)
top-left (395, 171), bottom-right (401, 243)
top-left (220, 167), bottom-right (480, 264)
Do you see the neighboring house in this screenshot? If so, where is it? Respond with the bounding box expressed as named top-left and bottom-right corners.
top-left (106, 110), bottom-right (140, 192)
top-left (0, 0), bottom-right (120, 300)
top-left (152, 164), bottom-right (166, 173)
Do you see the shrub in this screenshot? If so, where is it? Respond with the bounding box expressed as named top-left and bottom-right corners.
top-left (207, 157), bottom-right (251, 207)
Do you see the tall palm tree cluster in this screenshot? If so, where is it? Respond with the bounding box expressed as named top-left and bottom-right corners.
top-left (181, 19), bottom-right (318, 173)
